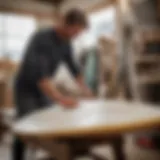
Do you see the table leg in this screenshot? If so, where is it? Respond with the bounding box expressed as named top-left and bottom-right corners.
top-left (0, 113), bottom-right (4, 142)
top-left (56, 143), bottom-right (75, 160)
top-left (90, 152), bottom-right (108, 160)
top-left (40, 141), bottom-right (75, 160)
top-left (61, 141), bottom-right (90, 160)
top-left (111, 136), bottom-right (125, 160)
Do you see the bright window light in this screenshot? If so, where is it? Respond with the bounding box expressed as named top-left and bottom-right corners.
top-left (0, 13), bottom-right (36, 61)
top-left (74, 6), bottom-right (115, 49)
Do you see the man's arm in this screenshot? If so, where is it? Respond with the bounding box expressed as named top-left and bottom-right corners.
top-left (32, 41), bottom-right (77, 108)
top-left (38, 78), bottom-right (77, 107)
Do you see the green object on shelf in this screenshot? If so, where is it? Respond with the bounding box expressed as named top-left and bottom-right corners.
top-left (84, 48), bottom-right (99, 92)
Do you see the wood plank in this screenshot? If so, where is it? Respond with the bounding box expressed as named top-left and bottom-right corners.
top-left (34, 0), bottom-right (64, 5)
top-left (135, 55), bottom-right (160, 63)
top-left (86, 0), bottom-right (116, 13)
top-left (0, 6), bottom-right (54, 18)
top-left (138, 75), bottom-right (160, 84)
top-left (142, 30), bottom-right (160, 42)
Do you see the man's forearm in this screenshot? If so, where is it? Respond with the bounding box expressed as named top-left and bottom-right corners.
top-left (38, 78), bottom-right (78, 107)
top-left (38, 78), bottom-right (64, 102)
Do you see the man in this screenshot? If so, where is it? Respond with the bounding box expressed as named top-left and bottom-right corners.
top-left (13, 9), bottom-right (92, 160)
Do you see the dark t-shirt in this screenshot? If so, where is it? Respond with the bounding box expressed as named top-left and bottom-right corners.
top-left (15, 28), bottom-right (80, 109)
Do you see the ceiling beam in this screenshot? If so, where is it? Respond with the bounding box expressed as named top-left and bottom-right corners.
top-left (0, 6), bottom-right (55, 18)
top-left (86, 0), bottom-right (116, 13)
top-left (0, 0), bottom-right (117, 18)
top-left (0, 0), bottom-right (56, 18)
top-left (33, 0), bottom-right (64, 6)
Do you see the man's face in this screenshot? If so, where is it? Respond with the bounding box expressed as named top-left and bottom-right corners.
top-left (65, 24), bottom-right (85, 39)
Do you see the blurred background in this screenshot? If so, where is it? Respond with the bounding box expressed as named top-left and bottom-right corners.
top-left (0, 0), bottom-right (160, 159)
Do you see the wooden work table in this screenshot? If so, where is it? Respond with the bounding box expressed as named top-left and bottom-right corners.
top-left (13, 100), bottom-right (160, 160)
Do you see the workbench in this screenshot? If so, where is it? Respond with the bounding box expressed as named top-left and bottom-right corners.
top-left (13, 100), bottom-right (160, 160)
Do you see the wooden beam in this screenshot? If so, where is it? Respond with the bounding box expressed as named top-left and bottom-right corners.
top-left (158, 0), bottom-right (160, 18)
top-left (0, 5), bottom-right (55, 19)
top-left (34, 0), bottom-right (64, 5)
top-left (86, 0), bottom-right (116, 13)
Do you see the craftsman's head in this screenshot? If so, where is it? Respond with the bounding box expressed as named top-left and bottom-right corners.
top-left (63, 9), bottom-right (88, 39)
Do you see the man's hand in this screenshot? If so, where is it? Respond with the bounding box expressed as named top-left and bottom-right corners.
top-left (38, 78), bottom-right (78, 109)
top-left (59, 97), bottom-right (78, 108)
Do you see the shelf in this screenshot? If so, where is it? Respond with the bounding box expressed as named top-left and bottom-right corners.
top-left (135, 54), bottom-right (160, 64)
top-left (138, 75), bottom-right (160, 85)
top-left (142, 30), bottom-right (160, 42)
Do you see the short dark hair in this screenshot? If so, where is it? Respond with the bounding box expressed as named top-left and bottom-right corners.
top-left (64, 9), bottom-right (88, 27)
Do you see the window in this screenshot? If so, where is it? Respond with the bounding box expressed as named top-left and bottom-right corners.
top-left (89, 6), bottom-right (115, 39)
top-left (0, 13), bottom-right (36, 61)
top-left (73, 6), bottom-right (115, 49)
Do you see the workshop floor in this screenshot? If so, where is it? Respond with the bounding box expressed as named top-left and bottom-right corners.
top-left (0, 134), bottom-right (160, 160)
